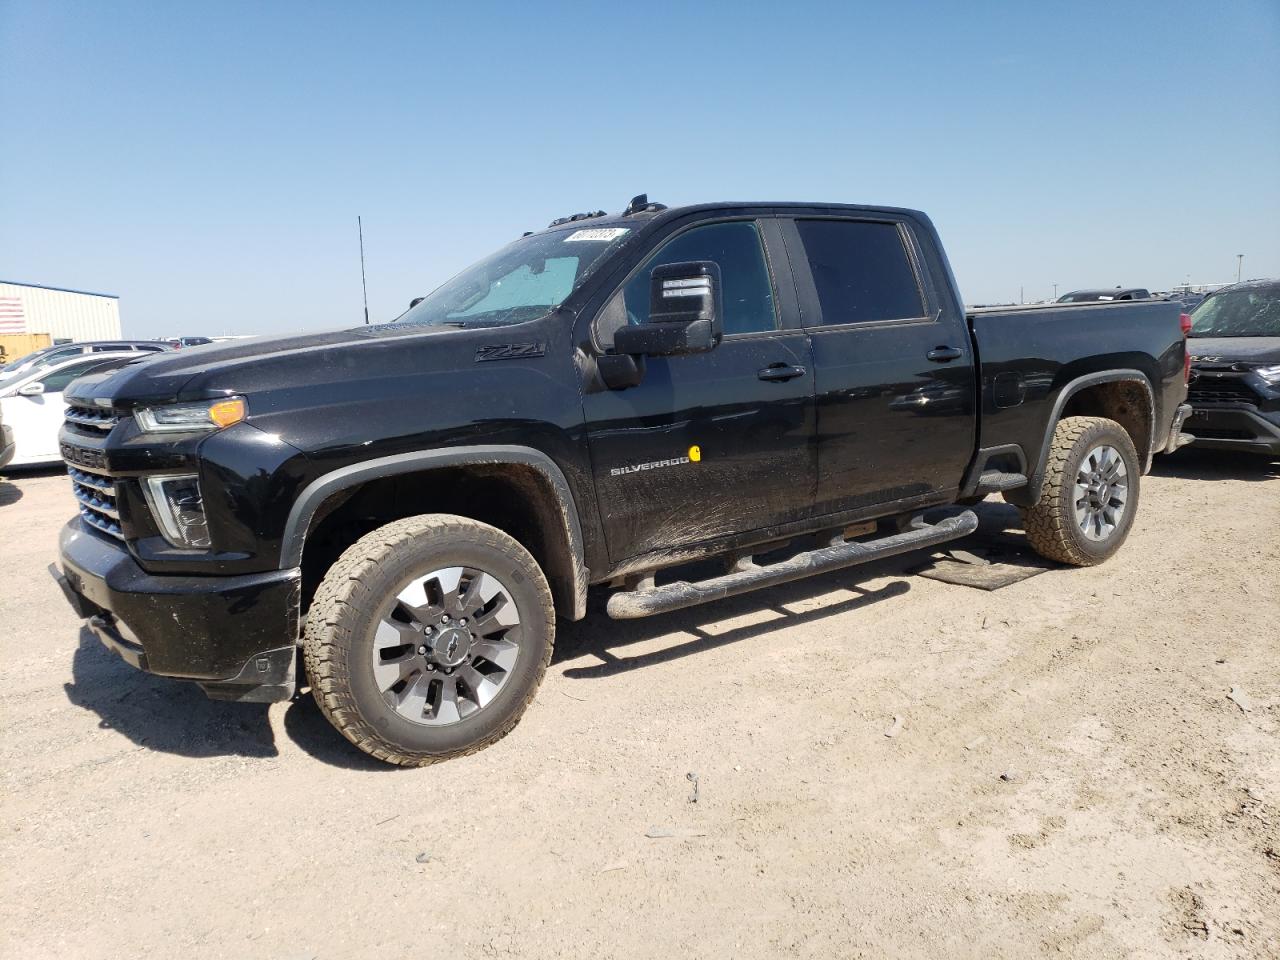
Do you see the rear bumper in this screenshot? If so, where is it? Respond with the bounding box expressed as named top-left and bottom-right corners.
top-left (1183, 404), bottom-right (1280, 455)
top-left (54, 518), bottom-right (301, 702)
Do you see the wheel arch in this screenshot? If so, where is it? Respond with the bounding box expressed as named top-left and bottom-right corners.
top-left (1007, 370), bottom-right (1154, 507)
top-left (283, 446), bottom-right (588, 620)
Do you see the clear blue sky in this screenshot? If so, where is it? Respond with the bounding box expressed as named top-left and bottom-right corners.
top-left (2, 0), bottom-right (1277, 337)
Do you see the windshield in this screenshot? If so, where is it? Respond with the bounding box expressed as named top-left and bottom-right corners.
top-left (0, 348), bottom-right (60, 374)
top-left (391, 226), bottom-right (632, 329)
top-left (1189, 286), bottom-right (1280, 338)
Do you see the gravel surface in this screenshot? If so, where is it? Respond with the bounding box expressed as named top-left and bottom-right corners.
top-left (2, 450), bottom-right (1277, 959)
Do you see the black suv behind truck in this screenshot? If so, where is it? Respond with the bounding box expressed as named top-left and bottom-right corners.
top-left (1184, 279), bottom-right (1280, 454)
top-left (54, 198), bottom-right (1192, 765)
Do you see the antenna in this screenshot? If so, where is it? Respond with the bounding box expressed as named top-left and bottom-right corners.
top-left (358, 215), bottom-right (370, 325)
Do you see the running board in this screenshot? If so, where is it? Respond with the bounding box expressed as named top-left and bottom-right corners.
top-left (606, 511), bottom-right (979, 619)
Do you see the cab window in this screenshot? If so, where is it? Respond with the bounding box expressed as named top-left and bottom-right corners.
top-left (599, 221), bottom-right (777, 347)
top-left (794, 219), bottom-right (926, 325)
top-left (38, 358), bottom-right (123, 394)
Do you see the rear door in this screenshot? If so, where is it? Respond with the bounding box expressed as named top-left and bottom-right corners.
top-left (582, 216), bottom-right (816, 563)
top-left (781, 215), bottom-right (976, 514)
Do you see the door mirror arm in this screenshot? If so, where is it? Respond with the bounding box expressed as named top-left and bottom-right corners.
top-left (596, 353), bottom-right (647, 391)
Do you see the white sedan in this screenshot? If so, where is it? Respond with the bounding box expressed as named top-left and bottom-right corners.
top-left (0, 352), bottom-right (140, 468)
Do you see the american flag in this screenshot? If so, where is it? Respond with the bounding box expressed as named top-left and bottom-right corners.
top-left (0, 296), bottom-right (26, 333)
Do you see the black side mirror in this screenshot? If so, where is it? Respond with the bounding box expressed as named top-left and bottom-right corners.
top-left (613, 261), bottom-right (722, 357)
top-left (409, 297), bottom-right (425, 309)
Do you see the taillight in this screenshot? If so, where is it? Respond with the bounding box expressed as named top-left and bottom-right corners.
top-left (1180, 312), bottom-right (1192, 336)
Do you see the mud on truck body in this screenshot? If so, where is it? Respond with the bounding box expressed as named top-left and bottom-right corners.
top-left (54, 197), bottom-right (1193, 765)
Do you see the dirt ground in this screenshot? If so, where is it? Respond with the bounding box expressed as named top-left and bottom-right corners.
top-left (2, 449), bottom-right (1277, 959)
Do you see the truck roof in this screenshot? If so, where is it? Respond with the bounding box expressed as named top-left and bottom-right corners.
top-left (535, 199), bottom-right (927, 237)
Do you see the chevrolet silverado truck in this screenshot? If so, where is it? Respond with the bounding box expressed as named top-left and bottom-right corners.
top-left (53, 197), bottom-right (1192, 766)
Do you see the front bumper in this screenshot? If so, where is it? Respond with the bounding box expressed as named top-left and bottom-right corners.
top-left (1164, 402), bottom-right (1195, 453)
top-left (1183, 404), bottom-right (1280, 455)
top-left (0, 424), bottom-right (14, 470)
top-left (54, 518), bottom-right (302, 702)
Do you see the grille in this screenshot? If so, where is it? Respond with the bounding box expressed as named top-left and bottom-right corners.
top-left (63, 403), bottom-right (118, 432)
top-left (67, 463), bottom-right (124, 540)
top-left (61, 402), bottom-right (125, 541)
top-left (1187, 378), bottom-right (1259, 406)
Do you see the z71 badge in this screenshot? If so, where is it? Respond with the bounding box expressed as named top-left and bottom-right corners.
top-left (474, 342), bottom-right (546, 362)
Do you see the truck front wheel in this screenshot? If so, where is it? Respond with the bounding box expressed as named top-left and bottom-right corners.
top-left (1019, 416), bottom-right (1141, 566)
top-left (303, 515), bottom-right (554, 766)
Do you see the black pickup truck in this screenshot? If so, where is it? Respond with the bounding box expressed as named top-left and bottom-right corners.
top-left (54, 197), bottom-right (1192, 765)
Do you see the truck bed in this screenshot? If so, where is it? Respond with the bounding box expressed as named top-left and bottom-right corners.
top-left (967, 298), bottom-right (1187, 483)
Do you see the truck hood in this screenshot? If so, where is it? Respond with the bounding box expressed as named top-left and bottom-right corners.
top-left (1187, 336), bottom-right (1280, 366)
top-left (66, 323), bottom-right (469, 406)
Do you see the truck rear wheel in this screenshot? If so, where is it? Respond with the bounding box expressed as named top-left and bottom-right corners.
top-left (1019, 416), bottom-right (1140, 566)
top-left (303, 514), bottom-right (554, 766)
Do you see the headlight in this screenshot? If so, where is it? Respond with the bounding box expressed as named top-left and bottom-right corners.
top-left (1255, 364), bottom-right (1280, 384)
top-left (143, 474), bottom-right (212, 549)
top-left (135, 396), bottom-right (246, 434)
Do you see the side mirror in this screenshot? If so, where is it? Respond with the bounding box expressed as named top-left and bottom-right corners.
top-left (409, 297), bottom-right (425, 309)
top-left (613, 261), bottom-right (722, 357)
top-left (18, 382), bottom-right (45, 397)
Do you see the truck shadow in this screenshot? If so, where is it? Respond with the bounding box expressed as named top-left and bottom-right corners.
top-left (280, 696), bottom-right (399, 771)
top-left (1152, 448), bottom-right (1279, 481)
top-left (556, 500), bottom-right (1029, 680)
top-left (63, 627), bottom-right (393, 771)
top-left (557, 574), bottom-right (912, 680)
top-left (64, 627), bottom-right (278, 759)
top-left (553, 499), bottom-right (1021, 679)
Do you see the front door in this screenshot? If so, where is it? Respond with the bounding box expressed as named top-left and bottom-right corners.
top-left (782, 216), bottom-right (977, 514)
top-left (582, 218), bottom-right (816, 564)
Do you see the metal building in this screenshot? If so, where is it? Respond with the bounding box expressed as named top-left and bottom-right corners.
top-left (0, 280), bottom-right (123, 343)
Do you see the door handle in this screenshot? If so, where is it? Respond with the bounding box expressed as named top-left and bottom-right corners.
top-left (927, 346), bottom-right (963, 363)
top-left (757, 362), bottom-right (807, 382)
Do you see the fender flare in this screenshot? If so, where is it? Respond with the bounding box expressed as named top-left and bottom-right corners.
top-left (1011, 369), bottom-right (1156, 506)
top-left (281, 445), bottom-right (588, 619)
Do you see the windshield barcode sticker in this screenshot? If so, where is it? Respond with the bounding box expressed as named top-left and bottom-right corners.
top-left (563, 228), bottom-right (630, 242)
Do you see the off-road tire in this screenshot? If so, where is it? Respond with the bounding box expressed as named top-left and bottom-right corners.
top-left (303, 514), bottom-right (554, 766)
top-left (1019, 416), bottom-right (1140, 566)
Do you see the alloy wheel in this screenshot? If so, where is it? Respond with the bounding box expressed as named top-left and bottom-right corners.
top-left (370, 566), bottom-right (522, 726)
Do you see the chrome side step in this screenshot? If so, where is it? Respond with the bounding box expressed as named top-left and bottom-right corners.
top-left (606, 511), bottom-right (979, 619)
top-left (973, 469), bottom-right (1027, 494)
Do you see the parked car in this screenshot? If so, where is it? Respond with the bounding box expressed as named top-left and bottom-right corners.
top-left (0, 403), bottom-right (13, 470)
top-left (0, 340), bottom-right (169, 384)
top-left (1162, 291), bottom-right (1206, 311)
top-left (165, 337), bottom-right (214, 349)
top-left (1057, 287), bottom-right (1151, 303)
top-left (53, 197), bottom-right (1191, 766)
top-left (1184, 279), bottom-right (1280, 454)
top-left (0, 352), bottom-right (144, 467)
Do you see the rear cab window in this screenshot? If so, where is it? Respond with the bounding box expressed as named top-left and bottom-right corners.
top-left (791, 219), bottom-right (927, 326)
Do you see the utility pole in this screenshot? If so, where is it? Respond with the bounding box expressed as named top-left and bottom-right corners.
top-left (359, 216), bottom-right (370, 325)
top-left (1237, 254), bottom-right (1243, 283)
top-left (1052, 282), bottom-right (1058, 300)
top-left (1020, 285), bottom-right (1024, 305)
